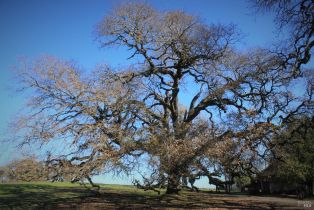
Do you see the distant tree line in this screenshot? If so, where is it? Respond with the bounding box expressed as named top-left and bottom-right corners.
top-left (0, 157), bottom-right (47, 183)
top-left (0, 156), bottom-right (77, 183)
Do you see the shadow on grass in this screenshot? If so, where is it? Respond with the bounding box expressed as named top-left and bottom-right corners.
top-left (0, 184), bottom-right (93, 210)
top-left (0, 184), bottom-right (307, 209)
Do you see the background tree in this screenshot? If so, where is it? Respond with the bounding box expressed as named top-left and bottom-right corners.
top-left (5, 157), bottom-right (47, 182)
top-left (13, 2), bottom-right (313, 194)
top-left (270, 115), bottom-right (314, 196)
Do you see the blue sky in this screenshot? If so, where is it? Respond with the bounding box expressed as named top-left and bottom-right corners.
top-left (0, 0), bottom-right (277, 186)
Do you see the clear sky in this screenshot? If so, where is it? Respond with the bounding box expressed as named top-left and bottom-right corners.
top-left (0, 0), bottom-right (277, 186)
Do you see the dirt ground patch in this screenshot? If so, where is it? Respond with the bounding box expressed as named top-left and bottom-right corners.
top-left (52, 191), bottom-right (313, 210)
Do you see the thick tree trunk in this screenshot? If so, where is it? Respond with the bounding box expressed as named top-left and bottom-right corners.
top-left (307, 180), bottom-right (313, 196)
top-left (166, 173), bottom-right (181, 194)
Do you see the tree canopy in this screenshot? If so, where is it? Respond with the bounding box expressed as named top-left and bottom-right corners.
top-left (12, 1), bottom-right (313, 194)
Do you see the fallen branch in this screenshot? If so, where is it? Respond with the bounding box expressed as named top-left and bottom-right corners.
top-left (133, 179), bottom-right (161, 195)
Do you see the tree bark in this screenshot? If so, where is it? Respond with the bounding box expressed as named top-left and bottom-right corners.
top-left (307, 180), bottom-right (313, 196)
top-left (166, 173), bottom-right (181, 194)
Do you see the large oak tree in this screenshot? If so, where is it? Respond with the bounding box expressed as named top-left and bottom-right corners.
top-left (14, 2), bottom-right (313, 193)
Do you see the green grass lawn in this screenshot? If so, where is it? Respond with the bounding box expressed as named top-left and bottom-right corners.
top-left (0, 182), bottom-right (165, 209)
top-left (0, 182), bottom-right (311, 209)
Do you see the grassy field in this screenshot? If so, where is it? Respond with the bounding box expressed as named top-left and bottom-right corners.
top-left (0, 182), bottom-right (313, 209)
